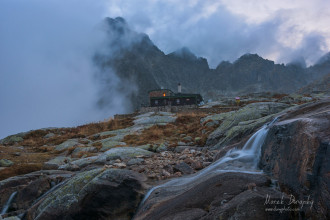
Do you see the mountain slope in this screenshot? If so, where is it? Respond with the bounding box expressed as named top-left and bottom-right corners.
top-left (94, 17), bottom-right (330, 110)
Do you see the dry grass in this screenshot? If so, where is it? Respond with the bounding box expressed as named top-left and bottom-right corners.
top-left (0, 117), bottom-right (134, 180)
top-left (272, 93), bottom-right (288, 99)
top-left (19, 117), bottom-right (134, 148)
top-left (123, 112), bottom-right (218, 148)
top-left (0, 145), bottom-right (56, 181)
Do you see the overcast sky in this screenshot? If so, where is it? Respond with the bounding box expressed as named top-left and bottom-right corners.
top-left (1, 0), bottom-right (330, 138)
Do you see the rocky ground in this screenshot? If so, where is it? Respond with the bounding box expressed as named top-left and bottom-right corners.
top-left (0, 94), bottom-right (329, 220)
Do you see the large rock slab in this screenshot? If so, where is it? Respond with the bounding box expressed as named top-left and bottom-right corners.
top-left (54, 139), bottom-right (80, 152)
top-left (259, 99), bottom-right (330, 219)
top-left (95, 147), bottom-right (153, 163)
top-left (0, 132), bottom-right (27, 145)
top-left (0, 159), bottom-right (14, 167)
top-left (134, 172), bottom-right (290, 220)
top-left (205, 102), bottom-right (290, 148)
top-left (43, 156), bottom-right (72, 170)
top-left (26, 168), bottom-right (146, 220)
top-left (133, 112), bottom-right (176, 126)
top-left (0, 170), bottom-right (74, 214)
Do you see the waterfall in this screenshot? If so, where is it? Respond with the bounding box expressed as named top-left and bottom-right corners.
top-left (140, 117), bottom-right (278, 205)
top-left (1, 191), bottom-right (17, 215)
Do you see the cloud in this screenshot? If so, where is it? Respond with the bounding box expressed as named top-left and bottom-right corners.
top-left (105, 0), bottom-right (330, 67)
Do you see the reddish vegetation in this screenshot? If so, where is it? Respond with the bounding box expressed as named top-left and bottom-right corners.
top-left (0, 117), bottom-right (134, 181)
top-left (123, 112), bottom-right (218, 147)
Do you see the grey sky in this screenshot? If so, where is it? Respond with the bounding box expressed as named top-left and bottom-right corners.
top-left (1, 0), bottom-right (329, 138)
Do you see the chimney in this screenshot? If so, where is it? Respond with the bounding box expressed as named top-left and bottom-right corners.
top-left (178, 83), bottom-right (181, 93)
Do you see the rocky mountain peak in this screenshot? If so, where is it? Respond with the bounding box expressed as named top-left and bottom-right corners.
top-left (104, 17), bottom-right (129, 33)
top-left (168, 47), bottom-right (198, 61)
top-left (316, 52), bottom-right (330, 65)
top-left (287, 56), bottom-right (307, 68)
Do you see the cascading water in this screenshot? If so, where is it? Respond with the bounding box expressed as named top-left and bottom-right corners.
top-left (1, 191), bottom-right (17, 215)
top-left (140, 117), bottom-right (278, 205)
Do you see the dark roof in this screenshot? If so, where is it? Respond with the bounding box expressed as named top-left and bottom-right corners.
top-left (148, 88), bottom-right (174, 93)
top-left (150, 93), bottom-right (203, 100)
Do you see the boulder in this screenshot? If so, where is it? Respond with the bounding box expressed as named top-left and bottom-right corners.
top-left (155, 143), bottom-right (168, 152)
top-left (98, 139), bottom-right (126, 152)
top-left (26, 169), bottom-right (146, 220)
top-left (133, 113), bottom-right (176, 126)
top-left (0, 159), bottom-right (14, 167)
top-left (58, 156), bottom-right (99, 171)
top-left (71, 146), bottom-right (98, 157)
top-left (95, 147), bottom-right (153, 163)
top-left (0, 170), bottom-right (74, 214)
top-left (43, 156), bottom-right (72, 170)
top-left (43, 133), bottom-right (55, 139)
top-left (127, 158), bottom-right (144, 166)
top-left (173, 162), bottom-right (194, 174)
top-left (0, 133), bottom-right (26, 145)
top-left (54, 139), bottom-right (80, 152)
top-left (259, 99), bottom-right (330, 219)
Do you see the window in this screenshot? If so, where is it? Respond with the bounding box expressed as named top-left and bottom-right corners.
top-left (176, 99), bottom-right (180, 104)
top-left (155, 100), bottom-right (158, 105)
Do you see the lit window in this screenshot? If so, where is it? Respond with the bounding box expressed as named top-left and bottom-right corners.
top-left (163, 92), bottom-right (166, 97)
top-left (155, 100), bottom-right (158, 105)
top-left (176, 99), bottom-right (180, 104)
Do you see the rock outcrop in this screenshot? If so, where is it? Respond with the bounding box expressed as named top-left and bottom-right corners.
top-left (205, 102), bottom-right (290, 149)
top-left (0, 170), bottom-right (74, 217)
top-left (259, 99), bottom-right (330, 219)
top-left (26, 168), bottom-right (146, 220)
top-left (134, 172), bottom-right (290, 220)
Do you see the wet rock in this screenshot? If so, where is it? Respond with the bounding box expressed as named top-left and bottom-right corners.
top-left (134, 172), bottom-right (289, 220)
top-left (173, 162), bottom-right (194, 174)
top-left (206, 102), bottom-right (290, 149)
top-left (26, 169), bottom-right (146, 220)
top-left (0, 170), bottom-right (74, 214)
top-left (259, 99), bottom-right (330, 219)
top-left (0, 159), bottom-right (14, 167)
top-left (2, 216), bottom-right (20, 220)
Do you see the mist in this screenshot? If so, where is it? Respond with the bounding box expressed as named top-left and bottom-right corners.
top-left (0, 1), bottom-right (129, 138)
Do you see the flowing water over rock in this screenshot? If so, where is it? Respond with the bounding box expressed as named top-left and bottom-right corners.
top-left (1, 191), bottom-right (17, 215)
top-left (140, 117), bottom-right (278, 206)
